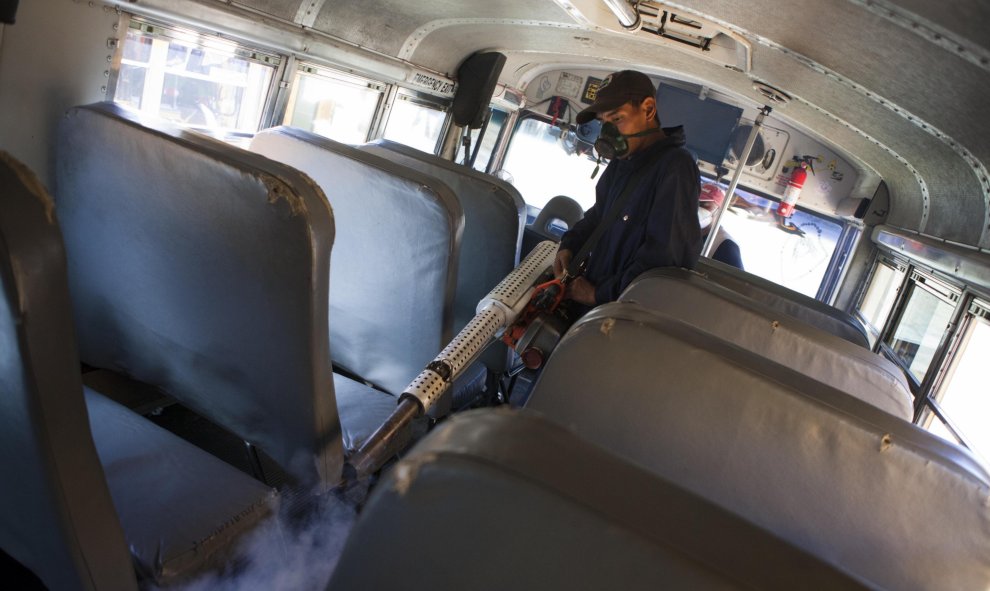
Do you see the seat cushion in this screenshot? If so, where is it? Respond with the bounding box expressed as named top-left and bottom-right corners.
top-left (333, 374), bottom-right (400, 453)
top-left (85, 387), bottom-right (277, 586)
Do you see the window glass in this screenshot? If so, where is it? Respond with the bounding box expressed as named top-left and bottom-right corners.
top-left (858, 260), bottom-right (906, 339)
top-left (925, 313), bottom-right (990, 464)
top-left (886, 283), bottom-right (955, 381)
top-left (284, 67), bottom-right (383, 144)
top-left (713, 185), bottom-right (845, 298)
top-left (115, 25), bottom-right (276, 135)
top-left (383, 95), bottom-right (446, 154)
top-left (471, 109), bottom-right (508, 173)
top-left (925, 415), bottom-right (955, 443)
top-left (501, 117), bottom-right (598, 210)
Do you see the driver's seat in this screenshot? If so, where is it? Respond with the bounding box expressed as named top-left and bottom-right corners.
top-left (522, 195), bottom-right (585, 256)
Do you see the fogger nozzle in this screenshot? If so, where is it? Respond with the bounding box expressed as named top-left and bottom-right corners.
top-left (400, 240), bottom-right (559, 410)
top-left (346, 241), bottom-right (559, 479)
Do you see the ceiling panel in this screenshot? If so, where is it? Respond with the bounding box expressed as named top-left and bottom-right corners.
top-left (312, 0), bottom-right (571, 57)
top-left (234, 0), bottom-right (300, 22)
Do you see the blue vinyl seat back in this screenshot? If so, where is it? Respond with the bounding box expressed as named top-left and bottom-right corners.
top-left (620, 269), bottom-right (913, 418)
top-left (56, 103), bottom-right (343, 487)
top-left (0, 154), bottom-right (276, 589)
top-left (328, 409), bottom-right (867, 591)
top-left (0, 151), bottom-right (137, 590)
top-left (695, 257), bottom-right (870, 347)
top-left (359, 139), bottom-right (524, 372)
top-left (526, 303), bottom-right (990, 590)
top-left (251, 128), bottom-right (463, 395)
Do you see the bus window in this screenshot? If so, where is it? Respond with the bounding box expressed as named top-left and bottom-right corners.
top-left (714, 185), bottom-right (846, 298)
top-left (922, 301), bottom-right (990, 464)
top-left (884, 273), bottom-right (958, 382)
top-left (382, 92), bottom-right (447, 154)
top-left (470, 108), bottom-right (508, 173)
top-left (501, 115), bottom-right (598, 210)
top-left (114, 20), bottom-right (278, 139)
top-left (857, 257), bottom-right (907, 346)
top-left (283, 65), bottom-right (384, 144)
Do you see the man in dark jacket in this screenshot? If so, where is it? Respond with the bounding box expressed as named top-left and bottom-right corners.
top-left (554, 70), bottom-right (701, 307)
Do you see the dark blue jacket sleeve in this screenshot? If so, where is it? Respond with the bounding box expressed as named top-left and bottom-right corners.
top-left (593, 152), bottom-right (701, 303)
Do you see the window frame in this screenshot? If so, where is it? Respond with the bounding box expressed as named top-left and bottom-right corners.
top-left (282, 61), bottom-right (387, 144)
top-left (917, 297), bottom-right (990, 448)
top-left (112, 16), bottom-right (285, 138)
top-left (865, 238), bottom-right (990, 462)
top-left (467, 107), bottom-right (510, 172)
top-left (380, 89), bottom-right (451, 155)
top-left (817, 222), bottom-right (863, 305)
top-left (854, 254), bottom-right (909, 347)
top-left (878, 269), bottom-right (962, 401)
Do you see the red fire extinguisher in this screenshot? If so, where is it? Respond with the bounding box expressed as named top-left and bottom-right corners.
top-left (777, 161), bottom-right (809, 218)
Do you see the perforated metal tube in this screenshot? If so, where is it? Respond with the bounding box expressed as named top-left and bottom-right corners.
top-left (401, 307), bottom-right (505, 408)
top-left (403, 240), bottom-right (559, 410)
top-left (348, 241), bottom-right (559, 478)
top-left (478, 240), bottom-right (559, 317)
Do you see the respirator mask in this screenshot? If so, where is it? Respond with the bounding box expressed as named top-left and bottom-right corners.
top-left (594, 121), bottom-right (661, 160)
top-left (590, 121), bottom-right (661, 178)
top-left (698, 206), bottom-right (714, 229)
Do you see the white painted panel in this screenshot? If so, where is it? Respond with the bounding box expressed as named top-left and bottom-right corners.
top-left (0, 0), bottom-right (119, 188)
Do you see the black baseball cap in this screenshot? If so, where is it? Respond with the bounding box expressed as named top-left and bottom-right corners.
top-left (576, 70), bottom-right (657, 124)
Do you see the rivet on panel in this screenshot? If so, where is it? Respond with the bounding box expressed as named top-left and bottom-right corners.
top-left (880, 433), bottom-right (893, 452)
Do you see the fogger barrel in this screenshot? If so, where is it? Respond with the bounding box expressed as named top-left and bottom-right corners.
top-left (346, 240), bottom-right (560, 478)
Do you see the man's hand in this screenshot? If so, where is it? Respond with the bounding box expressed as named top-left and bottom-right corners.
top-left (553, 248), bottom-right (573, 279)
top-left (567, 276), bottom-right (597, 306)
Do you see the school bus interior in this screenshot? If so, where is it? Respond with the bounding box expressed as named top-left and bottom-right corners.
top-left (1, 0), bottom-right (989, 589)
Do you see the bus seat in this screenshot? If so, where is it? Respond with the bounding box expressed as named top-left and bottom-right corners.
top-left (526, 304), bottom-right (990, 590)
top-left (695, 257), bottom-right (870, 347)
top-left (327, 409), bottom-right (866, 590)
top-left (0, 151), bottom-right (276, 589)
top-left (250, 127), bottom-right (463, 396)
top-left (521, 195), bottom-right (584, 256)
top-left (359, 139), bottom-right (525, 375)
top-left (620, 269), bottom-right (913, 419)
top-left (710, 237), bottom-right (745, 269)
top-left (55, 103), bottom-right (391, 487)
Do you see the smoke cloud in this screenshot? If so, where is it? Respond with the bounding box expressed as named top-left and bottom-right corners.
top-left (162, 480), bottom-right (370, 591)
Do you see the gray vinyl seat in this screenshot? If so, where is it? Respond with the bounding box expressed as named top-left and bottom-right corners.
top-left (0, 151), bottom-right (276, 589)
top-left (620, 268), bottom-right (913, 418)
top-left (526, 303), bottom-right (990, 590)
top-left (696, 257), bottom-right (870, 347)
top-left (55, 102), bottom-right (392, 485)
top-left (327, 409), bottom-right (867, 591)
top-left (251, 128), bottom-right (463, 397)
top-left (359, 139), bottom-right (525, 375)
top-left (522, 194), bottom-right (585, 256)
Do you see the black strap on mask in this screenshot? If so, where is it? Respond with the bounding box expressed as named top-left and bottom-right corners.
top-left (591, 124), bottom-right (661, 178)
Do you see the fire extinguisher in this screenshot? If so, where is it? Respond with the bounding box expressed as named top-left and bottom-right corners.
top-left (777, 160), bottom-right (809, 218)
